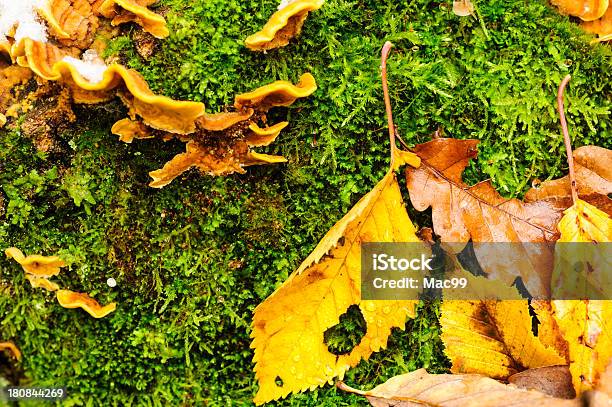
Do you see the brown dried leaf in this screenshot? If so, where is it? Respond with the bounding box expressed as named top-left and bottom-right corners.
top-left (405, 138), bottom-right (562, 296)
top-left (509, 366), bottom-right (576, 399)
top-left (338, 369), bottom-right (579, 406)
top-left (453, 0), bottom-right (474, 16)
top-left (525, 146), bottom-right (612, 214)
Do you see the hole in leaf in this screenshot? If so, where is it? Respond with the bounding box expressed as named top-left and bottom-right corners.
top-left (275, 376), bottom-right (283, 387)
top-left (324, 305), bottom-right (366, 356)
top-left (528, 300), bottom-right (539, 337)
top-left (457, 242), bottom-right (486, 277)
top-left (512, 277), bottom-right (530, 298)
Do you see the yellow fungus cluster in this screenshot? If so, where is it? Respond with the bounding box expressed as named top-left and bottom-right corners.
top-left (245, 0), bottom-right (325, 51)
top-left (5, 248), bottom-right (116, 319)
top-left (1, 1), bottom-right (318, 186)
top-left (552, 0), bottom-right (611, 42)
top-left (111, 74), bottom-right (318, 188)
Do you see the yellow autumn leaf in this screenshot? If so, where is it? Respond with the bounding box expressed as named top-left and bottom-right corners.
top-left (558, 199), bottom-right (611, 243)
top-left (441, 258), bottom-right (565, 379)
top-left (549, 74), bottom-right (612, 395)
top-left (553, 300), bottom-right (612, 395)
top-left (552, 200), bottom-right (612, 395)
top-left (251, 161), bottom-right (424, 404)
top-left (441, 298), bottom-right (565, 379)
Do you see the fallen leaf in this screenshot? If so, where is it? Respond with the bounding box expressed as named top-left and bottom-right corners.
top-left (552, 300), bottom-right (612, 395)
top-left (586, 360), bottom-right (612, 404)
top-left (525, 146), bottom-right (612, 215)
top-left (56, 289), bottom-right (116, 318)
top-left (548, 74), bottom-right (612, 396)
top-left (251, 150), bottom-right (423, 404)
top-left (551, 199), bottom-right (612, 394)
top-left (405, 138), bottom-right (562, 297)
top-left (441, 298), bottom-right (564, 379)
top-left (558, 199), bottom-right (611, 243)
top-left (337, 368), bottom-right (579, 406)
top-left (509, 366), bottom-right (576, 399)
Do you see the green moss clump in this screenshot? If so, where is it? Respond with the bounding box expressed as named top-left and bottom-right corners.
top-left (0, 0), bottom-right (610, 405)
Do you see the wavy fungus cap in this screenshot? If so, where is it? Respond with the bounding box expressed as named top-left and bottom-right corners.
top-left (38, 0), bottom-right (99, 48)
top-left (26, 275), bottom-right (60, 292)
top-left (245, 0), bottom-right (324, 51)
top-left (5, 247), bottom-right (66, 277)
top-left (551, 0), bottom-right (609, 21)
top-left (56, 289), bottom-right (117, 318)
top-left (0, 41), bottom-right (11, 59)
top-left (148, 139), bottom-right (287, 188)
top-left (234, 73), bottom-right (317, 111)
top-left (196, 109), bottom-right (255, 131)
top-left (98, 0), bottom-right (169, 38)
top-left (246, 122), bottom-right (289, 147)
top-left (582, 7), bottom-right (612, 42)
top-left (111, 117), bottom-right (155, 143)
top-left (0, 342), bottom-right (21, 360)
top-left (11, 39), bottom-right (205, 134)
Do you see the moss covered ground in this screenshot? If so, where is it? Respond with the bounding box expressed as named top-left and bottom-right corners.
top-left (0, 0), bottom-right (610, 405)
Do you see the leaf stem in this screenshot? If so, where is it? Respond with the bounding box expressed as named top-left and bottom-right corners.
top-left (381, 41), bottom-right (397, 171)
top-left (557, 74), bottom-right (577, 204)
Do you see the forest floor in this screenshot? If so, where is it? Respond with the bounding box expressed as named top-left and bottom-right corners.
top-left (0, 0), bottom-right (610, 405)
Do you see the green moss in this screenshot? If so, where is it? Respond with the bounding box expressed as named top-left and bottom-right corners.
top-left (0, 0), bottom-right (610, 405)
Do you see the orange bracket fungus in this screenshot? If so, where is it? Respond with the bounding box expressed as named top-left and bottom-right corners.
top-left (551, 0), bottom-right (611, 42)
top-left (38, 0), bottom-right (100, 48)
top-left (551, 0), bottom-right (609, 21)
top-left (0, 341), bottom-right (22, 360)
top-left (197, 109), bottom-right (255, 131)
top-left (111, 117), bottom-right (155, 143)
top-left (2, 1), bottom-right (315, 189)
top-left (245, 0), bottom-right (324, 51)
top-left (148, 139), bottom-right (288, 188)
top-left (112, 74), bottom-right (317, 188)
top-left (582, 7), bottom-right (612, 42)
top-left (26, 275), bottom-right (61, 292)
top-left (1, 0), bottom-right (200, 135)
top-left (11, 38), bottom-right (204, 134)
top-left (5, 247), bottom-right (66, 278)
top-left (56, 289), bottom-right (117, 318)
top-left (234, 73), bottom-right (317, 110)
top-left (97, 0), bottom-right (169, 39)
